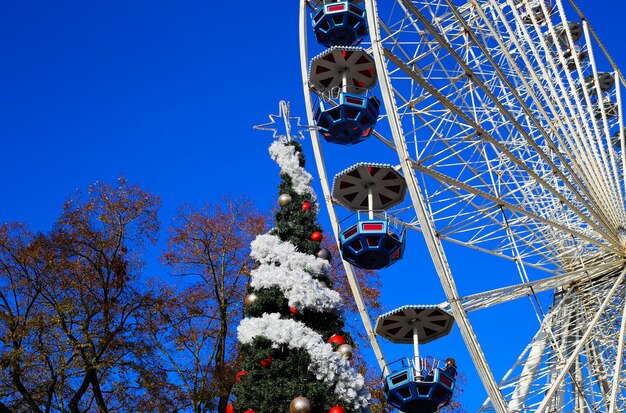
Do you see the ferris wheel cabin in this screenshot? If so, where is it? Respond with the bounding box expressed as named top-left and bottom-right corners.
top-left (314, 92), bottom-right (380, 145)
top-left (551, 22), bottom-right (583, 44)
top-left (308, 46), bottom-right (380, 145)
top-left (560, 44), bottom-right (588, 71)
top-left (333, 163), bottom-right (408, 269)
top-left (312, 1), bottom-right (368, 47)
top-left (612, 128), bottom-right (626, 147)
top-left (579, 72), bottom-right (614, 96)
top-left (518, 0), bottom-right (554, 25)
top-left (593, 100), bottom-right (618, 119)
top-left (376, 306), bottom-right (457, 413)
top-left (383, 358), bottom-right (456, 413)
top-left (339, 215), bottom-right (405, 269)
top-left (545, 22), bottom-right (588, 71)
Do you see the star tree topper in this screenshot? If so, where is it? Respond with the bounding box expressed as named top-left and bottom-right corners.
top-left (254, 100), bottom-right (316, 142)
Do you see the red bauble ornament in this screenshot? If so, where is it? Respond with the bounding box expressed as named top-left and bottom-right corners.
top-left (330, 406), bottom-right (346, 413)
top-left (327, 334), bottom-right (347, 346)
top-left (226, 403), bottom-right (235, 413)
top-left (260, 355), bottom-right (273, 368)
top-left (302, 202), bottom-right (312, 211)
top-left (235, 370), bottom-right (247, 382)
top-left (310, 231), bottom-right (323, 242)
top-left (289, 306), bottom-right (299, 315)
top-left (244, 410), bottom-right (256, 413)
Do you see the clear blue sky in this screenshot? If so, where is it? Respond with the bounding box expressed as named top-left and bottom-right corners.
top-left (1, 1), bottom-right (625, 412)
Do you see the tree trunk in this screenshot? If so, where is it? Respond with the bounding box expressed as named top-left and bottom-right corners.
top-left (218, 390), bottom-right (232, 413)
top-left (90, 371), bottom-right (110, 413)
top-left (69, 372), bottom-right (93, 413)
top-left (216, 305), bottom-right (229, 413)
top-left (11, 366), bottom-right (43, 413)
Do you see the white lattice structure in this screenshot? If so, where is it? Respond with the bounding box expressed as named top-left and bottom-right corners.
top-left (299, 0), bottom-right (626, 412)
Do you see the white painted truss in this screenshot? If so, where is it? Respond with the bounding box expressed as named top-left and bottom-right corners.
top-left (299, 0), bottom-right (626, 412)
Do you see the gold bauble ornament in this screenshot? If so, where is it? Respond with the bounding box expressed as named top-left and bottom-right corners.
top-left (244, 293), bottom-right (257, 306)
top-left (290, 396), bottom-right (312, 413)
top-left (278, 194), bottom-right (292, 206)
top-left (337, 343), bottom-right (354, 360)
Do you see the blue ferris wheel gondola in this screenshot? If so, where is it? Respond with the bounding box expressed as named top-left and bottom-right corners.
top-left (314, 92), bottom-right (380, 145)
top-left (376, 306), bottom-right (457, 413)
top-left (339, 214), bottom-right (405, 270)
top-left (333, 163), bottom-right (407, 269)
top-left (309, 47), bottom-right (379, 144)
top-left (312, 1), bottom-right (368, 47)
top-left (383, 358), bottom-right (456, 413)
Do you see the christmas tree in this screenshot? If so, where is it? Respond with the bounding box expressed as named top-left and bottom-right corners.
top-left (230, 136), bottom-right (371, 413)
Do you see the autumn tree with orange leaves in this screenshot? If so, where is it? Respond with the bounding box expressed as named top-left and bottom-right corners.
top-left (145, 197), bottom-right (268, 413)
top-left (0, 178), bottom-right (162, 412)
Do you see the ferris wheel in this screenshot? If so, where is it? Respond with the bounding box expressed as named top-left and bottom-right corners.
top-left (298, 0), bottom-right (626, 413)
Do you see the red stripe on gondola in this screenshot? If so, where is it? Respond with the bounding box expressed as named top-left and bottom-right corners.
top-left (345, 96), bottom-right (363, 105)
top-left (343, 226), bottom-right (358, 239)
top-left (362, 223), bottom-right (383, 231)
top-left (327, 4), bottom-right (346, 12)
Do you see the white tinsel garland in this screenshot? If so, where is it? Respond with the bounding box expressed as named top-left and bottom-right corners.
top-left (250, 234), bottom-right (341, 312)
top-left (238, 313), bottom-right (371, 412)
top-left (269, 140), bottom-right (317, 203)
top-left (251, 233), bottom-right (328, 273)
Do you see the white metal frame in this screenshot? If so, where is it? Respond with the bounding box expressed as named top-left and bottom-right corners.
top-left (299, 0), bottom-right (626, 411)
